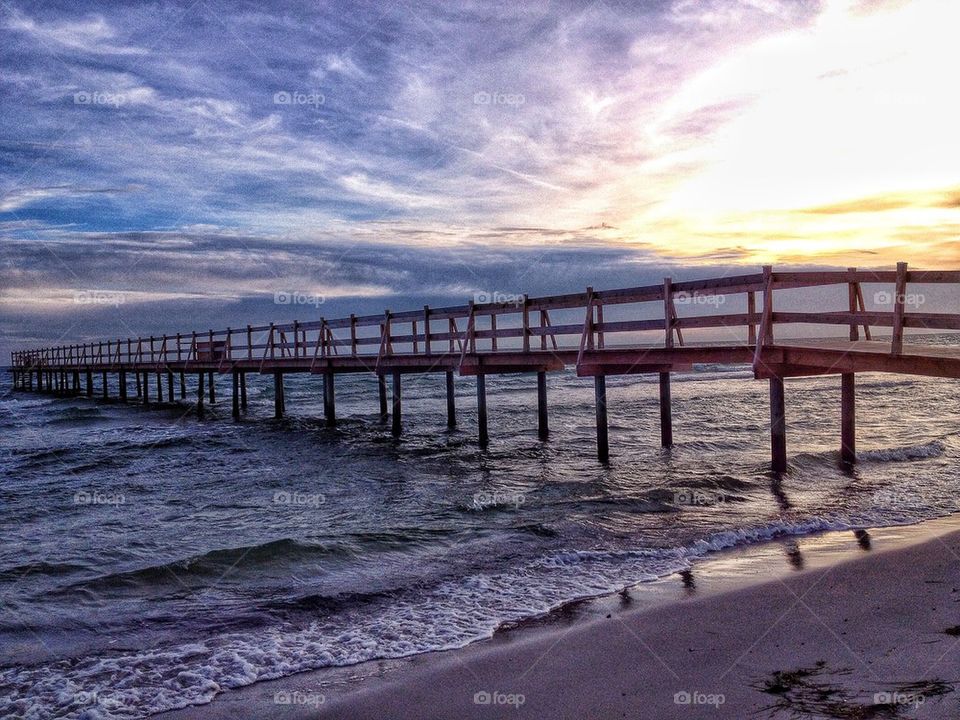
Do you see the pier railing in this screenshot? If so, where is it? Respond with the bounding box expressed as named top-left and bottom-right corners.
top-left (11, 262), bottom-right (960, 373)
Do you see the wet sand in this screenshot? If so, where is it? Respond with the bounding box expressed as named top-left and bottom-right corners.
top-left (160, 516), bottom-right (960, 719)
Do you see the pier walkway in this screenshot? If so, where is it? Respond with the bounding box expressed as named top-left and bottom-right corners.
top-left (9, 262), bottom-right (960, 470)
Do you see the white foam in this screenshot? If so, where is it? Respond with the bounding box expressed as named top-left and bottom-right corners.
top-left (1, 512), bottom-right (930, 720)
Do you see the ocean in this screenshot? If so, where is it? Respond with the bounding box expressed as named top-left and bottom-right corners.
top-left (2, 335), bottom-right (959, 718)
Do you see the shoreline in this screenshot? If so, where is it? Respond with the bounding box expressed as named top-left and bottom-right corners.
top-left (159, 513), bottom-right (960, 719)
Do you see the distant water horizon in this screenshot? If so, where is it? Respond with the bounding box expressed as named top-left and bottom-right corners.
top-left (2, 334), bottom-right (960, 718)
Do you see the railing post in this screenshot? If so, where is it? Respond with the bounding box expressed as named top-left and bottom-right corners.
top-left (247, 325), bottom-right (253, 361)
top-left (891, 261), bottom-right (907, 355)
top-left (663, 278), bottom-right (673, 348)
top-left (847, 267), bottom-right (859, 341)
top-left (522, 296), bottom-right (531, 353)
top-left (423, 306), bottom-right (431, 355)
top-left (747, 291), bottom-right (757, 345)
top-left (350, 315), bottom-right (358, 356)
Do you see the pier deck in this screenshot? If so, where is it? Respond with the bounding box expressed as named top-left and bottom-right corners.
top-left (9, 261), bottom-right (960, 470)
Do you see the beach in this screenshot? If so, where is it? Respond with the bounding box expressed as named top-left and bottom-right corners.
top-left (160, 516), bottom-right (960, 719)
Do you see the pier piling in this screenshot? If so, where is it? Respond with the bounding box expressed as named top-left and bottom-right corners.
top-left (208, 372), bottom-right (215, 404)
top-left (179, 372), bottom-right (186, 399)
top-left (119, 371), bottom-right (127, 401)
top-left (391, 370), bottom-right (402, 436)
top-left (197, 372), bottom-right (205, 418)
top-left (476, 374), bottom-right (488, 447)
top-left (232, 371), bottom-right (240, 420)
top-left (769, 377), bottom-right (787, 473)
top-left (841, 373), bottom-right (856, 464)
top-left (378, 375), bottom-right (389, 422)
top-left (323, 372), bottom-right (336, 427)
top-left (239, 372), bottom-right (246, 409)
top-left (156, 372), bottom-right (163, 403)
top-left (85, 372), bottom-right (93, 397)
top-left (167, 372), bottom-right (174, 403)
top-left (445, 371), bottom-right (457, 428)
top-left (659, 372), bottom-right (673, 448)
top-left (273, 372), bottom-right (284, 418)
top-left (595, 375), bottom-right (609, 462)
top-left (537, 371), bottom-right (548, 440)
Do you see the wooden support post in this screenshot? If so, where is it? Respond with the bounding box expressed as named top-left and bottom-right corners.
top-left (167, 372), bottom-right (174, 402)
top-left (119, 371), bottom-right (127, 401)
top-left (135, 371), bottom-right (142, 398)
top-left (747, 292), bottom-right (757, 345)
top-left (197, 372), bottom-right (205, 419)
top-left (595, 375), bottom-right (609, 462)
top-left (847, 268), bottom-right (859, 341)
top-left (891, 261), bottom-right (907, 355)
top-left (85, 371), bottom-right (93, 397)
top-left (324, 372), bottom-right (336, 428)
top-left (537, 371), bottom-right (548, 440)
top-left (232, 371), bottom-right (240, 420)
top-left (841, 373), bottom-right (856, 464)
top-left (156, 372), bottom-right (163, 403)
top-left (446, 370), bottom-right (457, 428)
top-left (391, 369), bottom-right (402, 436)
top-left (100, 372), bottom-right (107, 399)
top-left (142, 372), bottom-right (149, 405)
top-left (659, 371), bottom-right (673, 448)
top-left (208, 371), bottom-right (215, 403)
top-left (273, 372), bottom-right (284, 419)
top-left (379, 374), bottom-right (389, 422)
top-left (476, 374), bottom-right (489, 447)
top-left (239, 372), bottom-right (247, 409)
top-left (179, 372), bottom-right (186, 399)
top-left (769, 377), bottom-right (787, 473)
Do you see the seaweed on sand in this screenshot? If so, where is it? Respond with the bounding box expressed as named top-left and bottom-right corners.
top-left (752, 662), bottom-right (954, 719)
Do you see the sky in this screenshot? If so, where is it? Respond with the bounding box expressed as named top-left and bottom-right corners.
top-left (2, 0), bottom-right (959, 358)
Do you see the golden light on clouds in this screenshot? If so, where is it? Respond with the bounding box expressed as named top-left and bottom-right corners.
top-left (634, 0), bottom-right (960, 265)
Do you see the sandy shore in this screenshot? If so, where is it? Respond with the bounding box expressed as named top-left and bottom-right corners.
top-left (160, 517), bottom-right (960, 719)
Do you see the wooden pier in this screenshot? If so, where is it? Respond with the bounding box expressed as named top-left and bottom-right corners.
top-left (8, 262), bottom-right (960, 470)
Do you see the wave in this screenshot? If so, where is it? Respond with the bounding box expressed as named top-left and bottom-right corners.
top-left (51, 540), bottom-right (351, 596)
top-left (859, 440), bottom-right (946, 463)
top-left (0, 511), bottom-right (927, 720)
